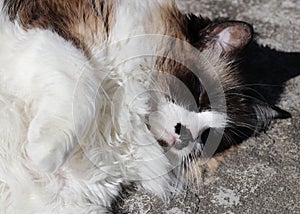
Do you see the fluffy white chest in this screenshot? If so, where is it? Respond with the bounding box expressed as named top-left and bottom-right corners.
top-left (0, 3), bottom-right (172, 213)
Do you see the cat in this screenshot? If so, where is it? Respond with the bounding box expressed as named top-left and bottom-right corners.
top-left (0, 0), bottom-right (290, 213)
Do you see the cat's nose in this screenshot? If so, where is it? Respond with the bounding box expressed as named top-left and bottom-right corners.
top-left (175, 123), bottom-right (194, 143)
top-left (175, 123), bottom-right (182, 135)
top-left (174, 124), bottom-right (214, 146)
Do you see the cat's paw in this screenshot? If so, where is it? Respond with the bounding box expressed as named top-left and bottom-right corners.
top-left (26, 118), bottom-right (75, 173)
top-left (26, 139), bottom-right (66, 173)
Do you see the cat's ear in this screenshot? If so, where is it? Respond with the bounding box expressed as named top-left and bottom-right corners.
top-left (254, 104), bottom-right (291, 131)
top-left (194, 21), bottom-right (254, 55)
top-left (256, 104), bottom-right (291, 120)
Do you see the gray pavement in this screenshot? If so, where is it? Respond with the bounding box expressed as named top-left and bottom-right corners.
top-left (119, 1), bottom-right (300, 213)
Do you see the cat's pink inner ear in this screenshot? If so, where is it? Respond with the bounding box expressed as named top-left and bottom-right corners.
top-left (206, 22), bottom-right (253, 54)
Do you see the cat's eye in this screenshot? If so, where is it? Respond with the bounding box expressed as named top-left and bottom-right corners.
top-left (196, 81), bottom-right (202, 95)
top-left (200, 128), bottom-right (210, 145)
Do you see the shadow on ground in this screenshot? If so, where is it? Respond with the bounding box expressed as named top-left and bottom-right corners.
top-left (240, 42), bottom-right (300, 106)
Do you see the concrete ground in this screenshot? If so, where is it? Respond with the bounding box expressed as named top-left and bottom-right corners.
top-left (119, 1), bottom-right (300, 213)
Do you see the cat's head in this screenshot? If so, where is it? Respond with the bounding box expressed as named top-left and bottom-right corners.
top-left (148, 15), bottom-right (291, 170)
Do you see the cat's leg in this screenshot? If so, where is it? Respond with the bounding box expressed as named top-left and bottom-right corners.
top-left (26, 99), bottom-right (75, 172)
top-left (26, 72), bottom-right (98, 173)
